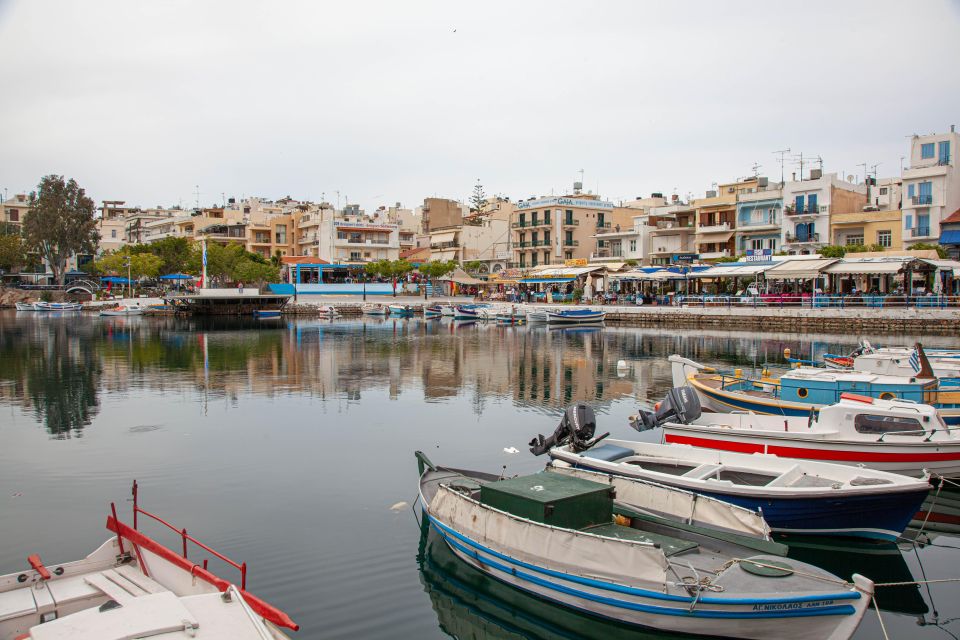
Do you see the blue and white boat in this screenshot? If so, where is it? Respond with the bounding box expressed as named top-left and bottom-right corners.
top-left (253, 309), bottom-right (282, 319)
top-left (671, 354), bottom-right (960, 426)
top-left (545, 308), bottom-right (605, 324)
top-left (424, 304), bottom-right (444, 318)
top-left (388, 304), bottom-right (414, 317)
top-left (452, 303), bottom-right (490, 320)
top-left (417, 452), bottom-right (873, 640)
top-left (546, 439), bottom-right (930, 541)
top-left (362, 303), bottom-right (389, 316)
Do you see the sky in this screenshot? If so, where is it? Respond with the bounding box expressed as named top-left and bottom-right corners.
top-left (1, 0), bottom-right (959, 213)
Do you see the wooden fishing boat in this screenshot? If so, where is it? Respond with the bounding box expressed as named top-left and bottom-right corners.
top-left (100, 304), bottom-right (145, 317)
top-left (545, 309), bottom-right (605, 324)
top-left (33, 302), bottom-right (83, 312)
top-left (361, 303), bottom-right (388, 316)
top-left (670, 353), bottom-right (960, 426)
top-left (253, 309), bottom-right (282, 318)
top-left (452, 304), bottom-right (490, 320)
top-left (388, 304), bottom-right (414, 316)
top-left (424, 304), bottom-right (444, 318)
top-left (0, 482), bottom-right (298, 639)
top-left (525, 309), bottom-right (549, 323)
top-left (416, 452), bottom-right (873, 640)
top-left (15, 302), bottom-right (36, 311)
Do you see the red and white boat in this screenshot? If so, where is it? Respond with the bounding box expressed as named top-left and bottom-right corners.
top-left (0, 482), bottom-right (298, 640)
top-left (634, 388), bottom-right (960, 478)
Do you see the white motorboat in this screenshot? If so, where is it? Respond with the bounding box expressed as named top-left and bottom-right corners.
top-left (545, 308), bottom-right (605, 324)
top-left (640, 380), bottom-right (960, 478)
top-left (15, 302), bottom-right (36, 311)
top-left (417, 452), bottom-right (873, 640)
top-left (0, 482), bottom-right (298, 640)
top-left (99, 304), bottom-right (145, 317)
top-left (525, 309), bottom-right (549, 323)
top-left (362, 303), bottom-right (388, 316)
top-left (33, 302), bottom-right (82, 312)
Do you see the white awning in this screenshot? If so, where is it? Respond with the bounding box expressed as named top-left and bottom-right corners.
top-left (696, 231), bottom-right (734, 242)
top-left (690, 263), bottom-right (775, 278)
top-left (432, 250), bottom-right (458, 261)
top-left (921, 259), bottom-right (960, 271)
top-left (530, 265), bottom-right (605, 277)
top-left (764, 258), bottom-right (837, 280)
top-left (824, 260), bottom-right (910, 275)
top-left (430, 231), bottom-right (457, 244)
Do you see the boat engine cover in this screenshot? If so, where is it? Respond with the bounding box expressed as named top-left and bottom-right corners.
top-left (529, 403), bottom-right (597, 455)
top-left (631, 386), bottom-right (702, 431)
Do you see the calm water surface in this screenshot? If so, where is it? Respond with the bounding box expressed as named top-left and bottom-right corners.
top-left (1, 311), bottom-right (958, 639)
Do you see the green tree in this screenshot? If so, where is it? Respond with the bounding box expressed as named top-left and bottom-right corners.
top-left (418, 259), bottom-right (458, 297)
top-left (464, 260), bottom-right (483, 273)
top-left (22, 175), bottom-right (99, 285)
top-left (145, 236), bottom-right (196, 275)
top-left (470, 180), bottom-right (486, 213)
top-left (365, 259), bottom-right (413, 296)
top-left (0, 232), bottom-right (26, 273)
top-left (819, 245), bottom-right (847, 258)
top-left (232, 258), bottom-right (279, 287)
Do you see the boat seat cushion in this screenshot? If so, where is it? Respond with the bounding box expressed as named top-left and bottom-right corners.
top-left (580, 444), bottom-right (634, 462)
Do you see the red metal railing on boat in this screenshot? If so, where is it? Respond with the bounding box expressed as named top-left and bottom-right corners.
top-left (130, 480), bottom-right (247, 590)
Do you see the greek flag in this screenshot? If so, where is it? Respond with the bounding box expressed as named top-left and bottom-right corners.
top-left (202, 243), bottom-right (207, 267)
top-left (909, 348), bottom-right (921, 373)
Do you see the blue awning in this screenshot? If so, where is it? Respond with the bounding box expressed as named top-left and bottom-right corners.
top-left (159, 273), bottom-right (194, 280)
top-left (519, 277), bottom-right (577, 284)
top-left (100, 276), bottom-right (132, 284)
top-left (940, 230), bottom-right (960, 245)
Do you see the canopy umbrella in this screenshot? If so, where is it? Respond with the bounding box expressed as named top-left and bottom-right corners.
top-left (100, 276), bottom-right (132, 284)
top-left (159, 273), bottom-right (195, 280)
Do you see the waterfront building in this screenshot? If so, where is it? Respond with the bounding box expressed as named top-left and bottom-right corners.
top-left (830, 177), bottom-right (902, 250)
top-left (645, 198), bottom-right (696, 266)
top-left (317, 217), bottom-right (400, 264)
top-left (781, 171), bottom-right (866, 254)
top-left (98, 200), bottom-right (141, 252)
top-left (902, 128), bottom-right (960, 246)
top-left (693, 179), bottom-right (760, 261)
top-left (939, 209), bottom-right (960, 259)
top-left (0, 193), bottom-right (31, 231)
top-left (511, 186), bottom-right (631, 269)
top-left (736, 180), bottom-right (782, 255)
top-left (125, 208), bottom-right (181, 245)
top-left (429, 216), bottom-right (509, 273)
top-left (420, 197), bottom-right (468, 234)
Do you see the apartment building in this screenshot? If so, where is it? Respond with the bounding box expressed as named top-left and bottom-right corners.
top-left (736, 180), bottom-right (782, 254)
top-left (1, 193), bottom-right (31, 230)
top-left (691, 179), bottom-right (759, 261)
top-left (420, 198), bottom-right (468, 234)
top-left (511, 189), bottom-right (631, 269)
top-left (316, 218), bottom-right (400, 264)
top-left (902, 129), bottom-right (960, 246)
top-left (429, 216), bottom-right (509, 270)
top-left (125, 208), bottom-right (181, 245)
top-left (830, 177), bottom-right (902, 250)
top-left (645, 199), bottom-right (697, 266)
top-left (98, 200), bottom-right (142, 252)
top-left (781, 171), bottom-right (866, 254)
top-left (590, 195), bottom-right (668, 264)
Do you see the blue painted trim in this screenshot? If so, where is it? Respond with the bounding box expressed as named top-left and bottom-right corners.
top-left (433, 522), bottom-right (856, 620)
top-left (428, 516), bottom-right (858, 607)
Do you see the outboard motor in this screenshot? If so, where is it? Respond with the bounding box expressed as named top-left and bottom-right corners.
top-left (529, 403), bottom-right (607, 456)
top-left (630, 386), bottom-right (702, 432)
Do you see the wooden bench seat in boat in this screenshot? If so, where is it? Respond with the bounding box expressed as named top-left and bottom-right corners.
top-left (30, 591), bottom-right (199, 640)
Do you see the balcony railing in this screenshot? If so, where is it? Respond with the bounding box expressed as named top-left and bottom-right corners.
top-left (562, 219), bottom-right (579, 226)
top-left (784, 232), bottom-right (821, 243)
top-left (910, 227), bottom-right (932, 238)
top-left (912, 195), bottom-right (933, 206)
top-left (563, 239), bottom-right (579, 247)
top-left (655, 221), bottom-right (694, 230)
top-left (785, 206), bottom-right (821, 215)
top-left (596, 221), bottom-right (611, 228)
top-left (697, 222), bottom-right (731, 233)
top-left (512, 221), bottom-right (530, 228)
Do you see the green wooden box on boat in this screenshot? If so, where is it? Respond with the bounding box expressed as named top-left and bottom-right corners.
top-left (479, 472), bottom-right (613, 530)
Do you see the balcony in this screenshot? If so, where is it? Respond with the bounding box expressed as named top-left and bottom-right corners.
top-left (532, 240), bottom-right (549, 247)
top-left (699, 250), bottom-right (731, 260)
top-left (911, 195), bottom-right (933, 206)
top-left (529, 218), bottom-right (552, 227)
top-left (909, 227), bottom-right (933, 238)
top-left (696, 222), bottom-right (731, 233)
top-left (785, 206), bottom-right (822, 218)
top-left (784, 232), bottom-right (821, 244)
top-left (562, 218), bottom-right (579, 227)
top-left (563, 239), bottom-right (579, 247)
top-left (511, 220), bottom-right (531, 228)
top-left (596, 221), bottom-right (611, 229)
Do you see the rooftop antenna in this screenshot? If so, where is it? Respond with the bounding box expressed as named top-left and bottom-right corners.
top-left (221, 192), bottom-right (225, 207)
top-left (751, 162), bottom-right (762, 177)
top-left (194, 185), bottom-right (200, 209)
top-left (578, 168), bottom-right (585, 185)
top-left (773, 148), bottom-right (791, 185)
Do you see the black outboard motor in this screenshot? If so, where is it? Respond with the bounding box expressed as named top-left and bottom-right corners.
top-left (529, 403), bottom-right (607, 456)
top-left (630, 386), bottom-right (702, 432)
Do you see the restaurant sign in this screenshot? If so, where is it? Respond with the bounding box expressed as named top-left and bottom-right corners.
top-left (744, 249), bottom-right (773, 262)
top-left (565, 258), bottom-right (589, 267)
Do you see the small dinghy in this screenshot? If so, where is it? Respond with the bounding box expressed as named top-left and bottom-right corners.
top-left (525, 309), bottom-right (549, 323)
top-left (362, 303), bottom-right (388, 316)
top-left (388, 304), bottom-right (414, 316)
top-left (452, 304), bottom-right (490, 320)
top-left (494, 306), bottom-right (526, 324)
top-left (253, 309), bottom-right (282, 319)
top-left (545, 308), bottom-right (605, 324)
top-left (416, 451), bottom-right (873, 640)
top-left (34, 301), bottom-right (82, 312)
top-left (15, 302), bottom-right (36, 311)
top-left (537, 395), bottom-right (931, 541)
top-left (424, 304), bottom-right (444, 318)
top-left (315, 305), bottom-right (340, 317)
top-left (0, 481), bottom-right (298, 639)
top-left (100, 304), bottom-right (144, 317)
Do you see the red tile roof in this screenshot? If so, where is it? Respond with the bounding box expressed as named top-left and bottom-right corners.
top-left (942, 209), bottom-right (960, 224)
top-left (281, 256), bottom-right (329, 265)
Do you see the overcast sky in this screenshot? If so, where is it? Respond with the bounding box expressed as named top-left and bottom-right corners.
top-left (1, 0), bottom-right (958, 213)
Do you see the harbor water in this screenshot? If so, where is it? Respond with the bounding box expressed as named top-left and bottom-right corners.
top-left (1, 310), bottom-right (958, 639)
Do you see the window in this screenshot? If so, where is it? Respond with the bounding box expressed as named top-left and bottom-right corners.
top-left (531, 212), bottom-right (539, 225)
top-left (918, 181), bottom-right (932, 204)
top-left (519, 255), bottom-right (526, 268)
top-left (544, 251), bottom-right (551, 264)
top-left (794, 195), bottom-right (804, 211)
top-left (845, 235), bottom-right (864, 246)
top-left (751, 238), bottom-right (763, 250)
top-left (111, 229), bottom-right (117, 238)
top-left (939, 141), bottom-right (951, 165)
top-left (544, 209), bottom-right (551, 225)
top-left (629, 240), bottom-right (637, 252)
top-left (565, 231), bottom-right (573, 245)
top-left (350, 251), bottom-right (361, 260)
top-left (807, 193), bottom-right (818, 212)
top-left (879, 187), bottom-right (888, 195)
top-left (767, 238), bottom-right (777, 250)
top-left (543, 231), bottom-right (550, 244)
top-left (519, 213), bottom-right (526, 226)
top-left (565, 251), bottom-right (573, 260)
top-left (531, 253), bottom-right (538, 267)
top-left (905, 214), bottom-right (912, 229)
top-left (854, 413), bottom-right (924, 436)
top-left (532, 232), bottom-right (539, 244)
top-left (8, 208), bottom-right (18, 221)
top-left (877, 230), bottom-right (892, 247)
top-left (921, 143), bottom-right (935, 159)
top-left (907, 184), bottom-right (915, 199)
top-left (276, 225), bottom-right (287, 243)
top-left (364, 252), bottom-right (371, 258)
top-left (565, 209), bottom-right (574, 224)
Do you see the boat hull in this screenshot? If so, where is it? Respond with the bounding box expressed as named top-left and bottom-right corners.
top-left (662, 427), bottom-right (960, 477)
top-left (428, 516), bottom-right (869, 640)
top-left (546, 310), bottom-right (605, 324)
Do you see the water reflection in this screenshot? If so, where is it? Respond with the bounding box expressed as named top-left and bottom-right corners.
top-left (3, 312), bottom-right (958, 437)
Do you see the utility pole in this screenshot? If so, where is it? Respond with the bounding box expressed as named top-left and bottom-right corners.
top-left (194, 185), bottom-right (201, 210)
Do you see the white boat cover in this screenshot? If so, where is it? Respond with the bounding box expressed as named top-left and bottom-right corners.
top-left (549, 466), bottom-right (770, 539)
top-left (430, 485), bottom-right (669, 587)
